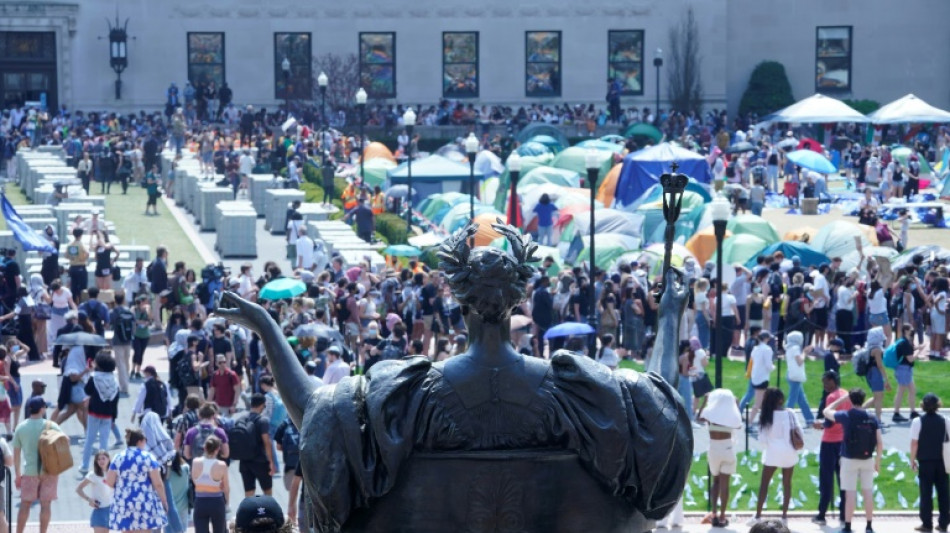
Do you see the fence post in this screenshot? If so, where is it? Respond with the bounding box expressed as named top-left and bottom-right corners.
top-left (745, 404), bottom-right (750, 453)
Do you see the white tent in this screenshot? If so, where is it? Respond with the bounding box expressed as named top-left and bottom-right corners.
top-left (766, 93), bottom-right (869, 124)
top-left (867, 93), bottom-right (950, 124)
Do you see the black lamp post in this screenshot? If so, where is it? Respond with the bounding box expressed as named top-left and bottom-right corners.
top-left (355, 88), bottom-right (367, 182)
top-left (653, 48), bottom-right (663, 126)
top-left (403, 107), bottom-right (416, 236)
top-left (507, 152), bottom-right (522, 227)
top-left (710, 195), bottom-right (731, 388)
top-left (585, 149), bottom-right (600, 356)
top-left (464, 133), bottom-right (479, 223)
top-left (281, 57), bottom-right (291, 113)
top-left (659, 163), bottom-right (689, 296)
top-left (107, 17), bottom-right (129, 100)
top-left (317, 71), bottom-right (328, 151)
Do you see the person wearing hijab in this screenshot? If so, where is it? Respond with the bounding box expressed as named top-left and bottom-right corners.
top-left (80, 353), bottom-right (119, 475)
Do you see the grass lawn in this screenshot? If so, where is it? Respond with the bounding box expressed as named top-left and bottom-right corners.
top-left (682, 448), bottom-right (918, 512)
top-left (2, 181), bottom-right (205, 271)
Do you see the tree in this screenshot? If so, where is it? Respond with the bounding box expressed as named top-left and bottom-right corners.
top-left (666, 6), bottom-right (703, 114)
top-left (738, 61), bottom-right (795, 117)
top-left (312, 53), bottom-right (360, 115)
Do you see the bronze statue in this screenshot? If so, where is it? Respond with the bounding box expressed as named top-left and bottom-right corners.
top-left (217, 221), bottom-right (692, 533)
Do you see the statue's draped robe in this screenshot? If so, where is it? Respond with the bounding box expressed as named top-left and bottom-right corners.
top-left (299, 352), bottom-right (693, 532)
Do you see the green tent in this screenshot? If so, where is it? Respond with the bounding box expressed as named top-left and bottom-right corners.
top-left (493, 154), bottom-right (555, 211)
top-left (358, 157), bottom-right (397, 188)
top-left (726, 214), bottom-right (780, 244)
top-left (810, 220), bottom-right (873, 260)
top-left (440, 203), bottom-right (501, 233)
top-left (622, 122), bottom-right (663, 143)
top-left (419, 192), bottom-right (471, 224)
top-left (492, 239), bottom-right (565, 275)
top-left (642, 205), bottom-right (706, 246)
top-left (551, 147), bottom-right (614, 181)
top-left (517, 166), bottom-right (581, 192)
top-left (891, 146), bottom-right (934, 175)
top-left (719, 234), bottom-right (770, 265)
top-left (576, 233), bottom-right (641, 269)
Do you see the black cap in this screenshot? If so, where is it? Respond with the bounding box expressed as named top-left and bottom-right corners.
top-left (235, 495), bottom-right (285, 531)
top-left (27, 396), bottom-right (46, 415)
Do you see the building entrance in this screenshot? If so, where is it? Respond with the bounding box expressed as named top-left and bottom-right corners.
top-left (0, 31), bottom-right (57, 110)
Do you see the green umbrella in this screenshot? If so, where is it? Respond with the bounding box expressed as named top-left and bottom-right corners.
top-left (622, 122), bottom-right (663, 143)
top-left (259, 278), bottom-right (307, 300)
top-left (384, 244), bottom-right (423, 257)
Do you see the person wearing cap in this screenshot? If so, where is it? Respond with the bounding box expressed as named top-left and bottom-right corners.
top-left (13, 397), bottom-right (63, 533)
top-left (910, 393), bottom-right (950, 532)
top-left (303, 361), bottom-right (324, 388)
top-left (322, 345), bottom-right (350, 386)
top-left (235, 494), bottom-right (286, 533)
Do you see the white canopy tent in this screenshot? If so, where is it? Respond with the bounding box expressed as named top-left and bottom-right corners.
top-left (765, 93), bottom-right (870, 124)
top-left (867, 93), bottom-right (950, 124)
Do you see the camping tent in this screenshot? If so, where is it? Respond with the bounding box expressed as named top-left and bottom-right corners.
top-left (516, 123), bottom-right (569, 150)
top-left (440, 203), bottom-right (501, 233)
top-left (362, 142), bottom-right (396, 163)
top-left (726, 214), bottom-right (780, 244)
top-left (492, 154), bottom-right (555, 211)
top-left (743, 241), bottom-right (829, 269)
top-left (551, 147), bottom-right (615, 180)
top-left (516, 142), bottom-right (553, 157)
top-left (867, 94), bottom-right (950, 124)
top-left (576, 139), bottom-right (625, 154)
top-left (472, 212), bottom-right (505, 246)
top-left (686, 226), bottom-right (733, 266)
top-left (810, 221), bottom-right (876, 260)
top-left (388, 154), bottom-right (484, 198)
top-left (576, 233), bottom-right (642, 270)
top-left (418, 192), bottom-right (472, 225)
top-left (624, 179), bottom-right (712, 212)
top-left (622, 122), bottom-right (663, 143)
top-left (719, 234), bottom-right (770, 265)
top-left (613, 143), bottom-right (712, 207)
top-left (517, 166), bottom-right (581, 192)
top-left (596, 163), bottom-right (624, 207)
top-left (764, 93), bottom-right (870, 124)
top-left (357, 157), bottom-right (397, 188)
top-left (568, 209), bottom-right (643, 239)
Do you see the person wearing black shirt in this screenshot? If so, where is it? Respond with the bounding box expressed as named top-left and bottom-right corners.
top-left (210, 323), bottom-right (234, 371)
top-left (910, 393), bottom-right (950, 532)
top-left (419, 275), bottom-right (440, 356)
top-left (570, 276), bottom-right (592, 322)
top-left (531, 276), bottom-right (554, 356)
top-left (2, 248), bottom-right (21, 309)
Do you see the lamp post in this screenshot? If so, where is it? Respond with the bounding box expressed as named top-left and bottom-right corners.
top-left (317, 71), bottom-right (328, 151)
top-left (107, 17), bottom-right (129, 100)
top-left (355, 88), bottom-right (367, 182)
top-left (507, 151), bottom-right (522, 227)
top-left (585, 149), bottom-right (600, 356)
top-left (464, 133), bottom-right (479, 224)
top-left (281, 57), bottom-right (291, 113)
top-left (710, 194), bottom-right (731, 388)
top-left (653, 48), bottom-right (663, 126)
top-left (403, 107), bottom-right (417, 235)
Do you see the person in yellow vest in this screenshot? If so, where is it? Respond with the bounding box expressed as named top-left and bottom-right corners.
top-left (371, 186), bottom-right (386, 215)
top-left (342, 179), bottom-right (360, 211)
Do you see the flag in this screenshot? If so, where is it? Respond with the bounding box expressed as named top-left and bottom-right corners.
top-left (0, 194), bottom-right (55, 253)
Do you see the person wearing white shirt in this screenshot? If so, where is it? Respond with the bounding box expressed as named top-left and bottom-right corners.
top-left (835, 279), bottom-right (856, 353)
top-left (784, 331), bottom-right (814, 425)
top-left (715, 283), bottom-right (739, 364)
top-left (748, 331), bottom-right (775, 425)
top-left (295, 226), bottom-right (315, 271)
top-left (122, 258), bottom-right (149, 302)
top-left (238, 150), bottom-right (255, 197)
top-left (867, 280), bottom-right (890, 339)
top-left (811, 266), bottom-right (832, 347)
top-left (322, 346), bottom-right (350, 385)
top-left (237, 264), bottom-right (257, 301)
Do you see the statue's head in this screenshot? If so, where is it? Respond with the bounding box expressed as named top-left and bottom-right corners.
top-left (438, 221), bottom-right (538, 324)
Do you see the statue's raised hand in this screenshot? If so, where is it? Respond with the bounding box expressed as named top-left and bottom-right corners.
top-left (215, 291), bottom-right (274, 336)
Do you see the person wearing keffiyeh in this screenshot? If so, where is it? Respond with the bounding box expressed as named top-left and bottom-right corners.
top-left (80, 353), bottom-right (119, 474)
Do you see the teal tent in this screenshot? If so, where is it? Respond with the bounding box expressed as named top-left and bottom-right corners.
top-left (516, 123), bottom-right (569, 150)
top-left (516, 141), bottom-right (552, 157)
top-left (743, 241), bottom-right (829, 269)
top-left (726, 214), bottom-right (780, 244)
top-left (493, 154), bottom-right (555, 211)
top-left (576, 139), bottom-right (625, 154)
top-left (389, 154), bottom-right (484, 197)
top-left (551, 147), bottom-right (614, 181)
top-left (719, 234), bottom-right (770, 265)
top-left (517, 166), bottom-right (581, 192)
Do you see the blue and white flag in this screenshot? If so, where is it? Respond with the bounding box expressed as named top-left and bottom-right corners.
top-left (1, 194), bottom-right (55, 253)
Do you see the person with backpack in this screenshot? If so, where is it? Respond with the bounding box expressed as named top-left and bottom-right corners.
top-left (79, 353), bottom-right (119, 475)
top-left (824, 388), bottom-right (883, 533)
top-left (131, 366), bottom-right (171, 423)
top-left (259, 375), bottom-right (287, 472)
top-left (910, 393), bottom-right (950, 533)
top-left (231, 394), bottom-right (276, 497)
top-left (172, 394), bottom-right (202, 454)
top-left (79, 287), bottom-right (110, 337)
top-left (131, 295), bottom-right (152, 381)
top-left (863, 327), bottom-right (891, 421)
top-left (273, 418), bottom-right (300, 492)
top-left (182, 403), bottom-right (230, 463)
top-left (12, 397), bottom-right (64, 533)
top-left (108, 293), bottom-right (134, 395)
top-left (811, 370), bottom-right (851, 527)
top-left (891, 324), bottom-right (919, 423)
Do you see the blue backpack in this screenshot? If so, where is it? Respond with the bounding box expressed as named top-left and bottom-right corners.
top-left (882, 339), bottom-right (904, 370)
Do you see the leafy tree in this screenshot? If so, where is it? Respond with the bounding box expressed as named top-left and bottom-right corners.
top-left (738, 61), bottom-right (794, 117)
top-left (842, 99), bottom-right (881, 115)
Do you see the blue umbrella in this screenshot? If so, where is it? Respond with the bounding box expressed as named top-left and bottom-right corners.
top-left (383, 244), bottom-right (423, 257)
top-left (786, 149), bottom-right (837, 174)
top-left (544, 321), bottom-right (595, 339)
top-left (259, 278), bottom-right (307, 300)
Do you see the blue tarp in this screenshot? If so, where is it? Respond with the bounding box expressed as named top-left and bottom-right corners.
top-left (613, 143), bottom-right (713, 207)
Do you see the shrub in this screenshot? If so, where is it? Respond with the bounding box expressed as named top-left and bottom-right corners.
top-left (376, 212), bottom-right (408, 245)
top-left (843, 99), bottom-right (881, 115)
top-left (738, 61), bottom-right (794, 117)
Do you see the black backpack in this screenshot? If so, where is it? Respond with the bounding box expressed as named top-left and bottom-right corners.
top-left (144, 379), bottom-right (169, 419)
top-left (113, 307), bottom-right (135, 343)
top-left (227, 413), bottom-right (263, 461)
top-left (379, 339), bottom-right (406, 361)
top-left (336, 295), bottom-right (351, 322)
top-left (845, 410), bottom-right (878, 459)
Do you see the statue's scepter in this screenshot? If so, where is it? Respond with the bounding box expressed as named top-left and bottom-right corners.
top-left (658, 162), bottom-right (689, 293)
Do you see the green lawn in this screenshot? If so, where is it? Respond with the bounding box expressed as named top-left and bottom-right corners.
top-left (3, 181), bottom-right (205, 271)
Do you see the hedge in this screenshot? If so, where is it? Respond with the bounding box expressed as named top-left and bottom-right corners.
top-left (738, 61), bottom-right (795, 117)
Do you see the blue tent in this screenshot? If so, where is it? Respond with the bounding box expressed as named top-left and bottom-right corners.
top-left (388, 154), bottom-right (484, 198)
top-left (613, 143), bottom-right (713, 207)
top-left (743, 241), bottom-right (830, 269)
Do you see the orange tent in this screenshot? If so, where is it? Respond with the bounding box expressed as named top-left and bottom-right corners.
top-left (686, 226), bottom-right (733, 265)
top-left (596, 163), bottom-right (623, 207)
top-left (473, 212), bottom-right (504, 246)
top-left (361, 142), bottom-right (396, 163)
top-left (783, 227), bottom-right (819, 243)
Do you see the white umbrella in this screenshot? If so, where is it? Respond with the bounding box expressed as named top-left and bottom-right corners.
top-left (867, 93), bottom-right (950, 124)
top-left (766, 93), bottom-right (869, 124)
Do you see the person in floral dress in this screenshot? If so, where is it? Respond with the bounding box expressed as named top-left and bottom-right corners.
top-left (105, 428), bottom-right (169, 532)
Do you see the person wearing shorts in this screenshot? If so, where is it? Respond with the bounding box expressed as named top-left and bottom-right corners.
top-left (13, 398), bottom-right (62, 533)
top-left (826, 388), bottom-right (882, 532)
top-left (238, 394), bottom-right (276, 497)
top-left (698, 388), bottom-right (742, 528)
top-left (892, 324), bottom-right (918, 423)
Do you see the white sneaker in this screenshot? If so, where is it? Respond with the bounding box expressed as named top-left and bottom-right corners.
top-left (746, 516), bottom-right (761, 526)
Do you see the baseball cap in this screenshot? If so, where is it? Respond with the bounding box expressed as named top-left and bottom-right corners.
top-left (235, 495), bottom-right (285, 532)
top-left (327, 345), bottom-right (342, 355)
top-left (27, 396), bottom-right (47, 415)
